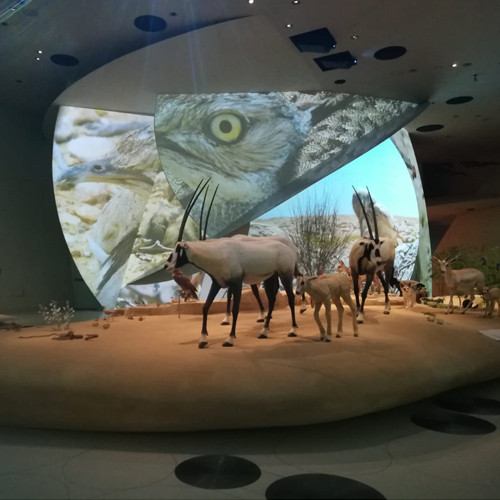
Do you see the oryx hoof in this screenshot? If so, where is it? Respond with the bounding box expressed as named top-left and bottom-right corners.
top-left (198, 342), bottom-right (208, 349)
top-left (354, 333), bottom-right (359, 337)
top-left (222, 341), bottom-right (234, 347)
top-left (220, 321), bottom-right (230, 326)
top-left (300, 308), bottom-right (307, 314)
top-left (356, 319), bottom-right (364, 324)
top-left (335, 334), bottom-right (342, 338)
top-left (256, 319), bottom-right (265, 323)
top-left (324, 337), bottom-right (332, 342)
top-left (383, 310), bottom-right (390, 315)
top-left (288, 332), bottom-right (297, 337)
top-left (258, 334), bottom-right (268, 339)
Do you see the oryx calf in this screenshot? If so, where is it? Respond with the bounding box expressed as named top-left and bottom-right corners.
top-left (295, 273), bottom-right (359, 341)
top-left (432, 256), bottom-right (485, 314)
top-left (482, 286), bottom-right (500, 318)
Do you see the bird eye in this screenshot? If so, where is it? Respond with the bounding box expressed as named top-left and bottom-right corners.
top-left (205, 110), bottom-right (246, 144)
top-left (92, 164), bottom-right (105, 172)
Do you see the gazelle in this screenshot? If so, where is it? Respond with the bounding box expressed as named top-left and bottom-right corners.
top-left (349, 187), bottom-right (396, 323)
top-left (165, 179), bottom-right (299, 348)
top-left (432, 256), bottom-right (485, 314)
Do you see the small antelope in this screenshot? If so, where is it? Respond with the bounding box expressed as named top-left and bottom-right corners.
top-left (432, 256), bottom-right (485, 314)
top-left (295, 273), bottom-right (359, 341)
top-left (482, 286), bottom-right (500, 318)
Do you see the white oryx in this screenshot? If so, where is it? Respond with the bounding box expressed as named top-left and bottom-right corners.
top-left (295, 273), bottom-right (359, 341)
top-left (432, 256), bottom-right (485, 314)
top-left (221, 234), bottom-right (304, 325)
top-left (164, 179), bottom-right (299, 348)
top-left (349, 187), bottom-right (396, 323)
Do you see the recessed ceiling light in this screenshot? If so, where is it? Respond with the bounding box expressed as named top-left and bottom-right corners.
top-left (248, 0), bottom-right (254, 4)
top-left (374, 45), bottom-right (407, 60)
top-left (351, 34), bottom-right (359, 40)
top-left (286, 23), bottom-right (293, 28)
top-left (38, 50), bottom-right (42, 54)
top-left (416, 124), bottom-right (444, 132)
top-left (446, 96), bottom-right (473, 105)
top-left (292, 0), bottom-right (300, 4)
top-left (451, 62), bottom-right (459, 68)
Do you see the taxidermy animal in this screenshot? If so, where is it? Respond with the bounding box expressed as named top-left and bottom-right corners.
top-left (399, 280), bottom-right (426, 309)
top-left (164, 179), bottom-right (299, 348)
top-left (482, 286), bottom-right (500, 318)
top-left (336, 259), bottom-right (381, 295)
top-left (172, 268), bottom-right (198, 301)
top-left (295, 273), bottom-right (359, 341)
top-left (352, 188), bottom-right (401, 245)
top-left (221, 234), bottom-right (305, 325)
top-left (349, 187), bottom-right (396, 323)
top-left (432, 256), bottom-right (485, 314)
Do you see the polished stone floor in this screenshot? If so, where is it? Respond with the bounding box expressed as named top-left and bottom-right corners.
top-left (1, 375), bottom-right (500, 499)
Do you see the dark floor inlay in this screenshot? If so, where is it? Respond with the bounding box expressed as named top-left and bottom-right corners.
top-left (174, 454), bottom-right (261, 489)
top-left (265, 473), bottom-right (386, 499)
top-left (433, 394), bottom-right (500, 415)
top-left (411, 410), bottom-right (496, 435)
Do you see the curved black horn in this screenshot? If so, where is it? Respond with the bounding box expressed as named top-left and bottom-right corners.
top-left (202, 184), bottom-right (219, 240)
top-left (366, 187), bottom-right (379, 243)
top-left (176, 178), bottom-right (210, 242)
top-left (353, 186), bottom-right (374, 240)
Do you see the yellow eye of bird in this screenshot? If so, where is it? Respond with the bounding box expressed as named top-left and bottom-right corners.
top-left (206, 110), bottom-right (246, 144)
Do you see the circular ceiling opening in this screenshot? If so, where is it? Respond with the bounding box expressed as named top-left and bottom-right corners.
top-left (374, 46), bottom-right (407, 60)
top-left (416, 124), bottom-right (444, 132)
top-left (446, 96), bottom-right (474, 105)
top-left (134, 15), bottom-right (167, 32)
top-left (50, 54), bottom-right (79, 66)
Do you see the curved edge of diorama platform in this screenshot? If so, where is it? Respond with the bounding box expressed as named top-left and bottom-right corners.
top-left (1, 300), bottom-right (500, 432)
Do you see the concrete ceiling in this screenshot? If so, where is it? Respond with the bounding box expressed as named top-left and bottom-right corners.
top-left (1, 0), bottom-right (499, 223)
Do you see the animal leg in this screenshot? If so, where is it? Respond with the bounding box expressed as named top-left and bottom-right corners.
top-left (342, 291), bottom-right (359, 337)
top-left (446, 294), bottom-right (454, 314)
top-left (259, 275), bottom-right (279, 338)
top-left (377, 270), bottom-right (391, 315)
top-left (313, 301), bottom-right (326, 341)
top-left (332, 296), bottom-right (343, 339)
top-left (282, 275), bottom-right (298, 337)
top-left (200, 281), bottom-right (221, 348)
top-left (221, 288), bottom-right (232, 325)
top-left (357, 273), bottom-right (373, 324)
top-left (251, 284), bottom-right (267, 322)
top-left (352, 269), bottom-right (362, 322)
top-left (300, 292), bottom-right (308, 314)
top-left (223, 282), bottom-right (242, 346)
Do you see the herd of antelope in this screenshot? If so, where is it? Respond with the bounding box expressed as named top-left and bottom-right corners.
top-left (165, 179), bottom-right (498, 348)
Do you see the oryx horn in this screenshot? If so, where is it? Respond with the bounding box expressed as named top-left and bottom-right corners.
top-left (198, 183), bottom-right (219, 240)
top-left (202, 184), bottom-right (219, 241)
top-left (366, 187), bottom-right (379, 243)
top-left (176, 178), bottom-right (211, 242)
top-left (353, 186), bottom-right (374, 241)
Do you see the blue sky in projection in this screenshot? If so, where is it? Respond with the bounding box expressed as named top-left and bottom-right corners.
top-left (259, 138), bottom-right (418, 219)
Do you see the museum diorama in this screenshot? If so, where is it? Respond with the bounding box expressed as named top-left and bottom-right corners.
top-left (1, 10), bottom-right (499, 435)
